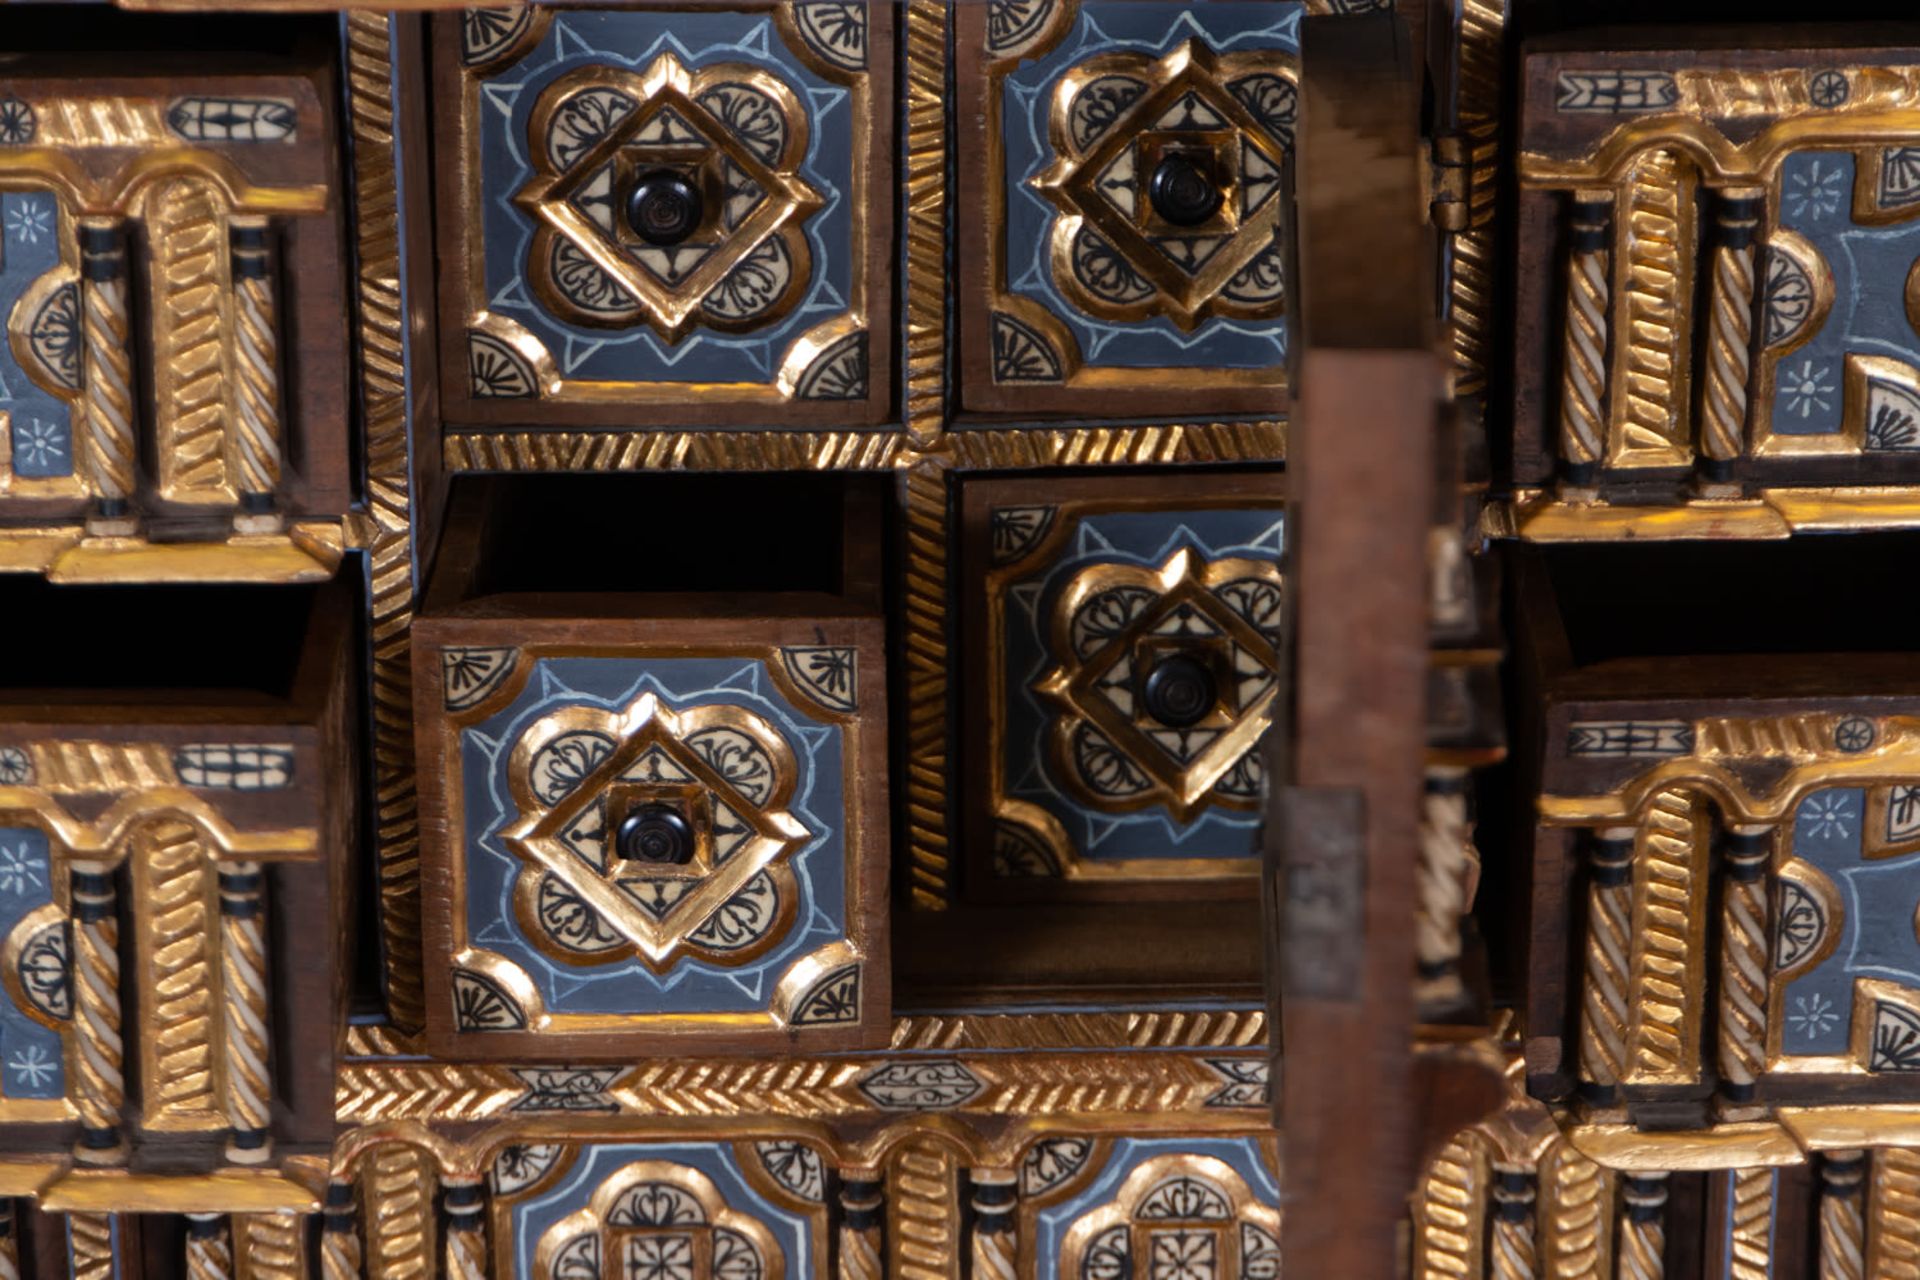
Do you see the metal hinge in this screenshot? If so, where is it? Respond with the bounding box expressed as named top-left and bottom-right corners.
top-left (1429, 131), bottom-right (1471, 233)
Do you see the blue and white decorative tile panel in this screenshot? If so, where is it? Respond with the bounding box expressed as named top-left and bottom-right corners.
top-left (996, 507), bottom-right (1283, 876)
top-left (1763, 149), bottom-right (1920, 450)
top-left (0, 826), bottom-right (65, 1106)
top-left (462, 6), bottom-right (876, 405)
top-left (0, 189), bottom-right (79, 494)
top-left (1774, 784), bottom-right (1920, 1071)
top-left (497, 1140), bottom-right (825, 1280)
top-left (1032, 1137), bottom-right (1281, 1280)
top-left (455, 655), bottom-right (850, 1028)
top-left (1002, 1), bottom-right (1299, 373)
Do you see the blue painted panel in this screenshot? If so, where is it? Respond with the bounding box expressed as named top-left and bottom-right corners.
top-left (476, 12), bottom-right (851, 387)
top-left (461, 656), bottom-right (846, 1017)
top-left (1002, 1), bottom-right (1300, 371)
top-left (0, 191), bottom-right (74, 479)
top-left (0, 826), bottom-right (61, 1101)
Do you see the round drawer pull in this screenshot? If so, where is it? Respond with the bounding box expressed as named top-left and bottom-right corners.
top-left (626, 168), bottom-right (705, 246)
top-left (1149, 152), bottom-right (1224, 227)
top-left (1142, 653), bottom-right (1219, 728)
top-left (616, 802), bottom-right (696, 866)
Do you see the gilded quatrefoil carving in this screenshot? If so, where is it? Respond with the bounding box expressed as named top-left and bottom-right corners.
top-left (1034, 39), bottom-right (1294, 330)
top-left (1037, 548), bottom-right (1283, 823)
top-left (502, 691), bottom-right (810, 972)
top-left (516, 52), bottom-right (821, 340)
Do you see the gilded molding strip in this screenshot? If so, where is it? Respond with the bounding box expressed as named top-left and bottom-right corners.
top-left (362, 1142), bottom-right (436, 1280)
top-left (70, 859), bottom-right (125, 1164)
top-left (1610, 150), bottom-right (1692, 469)
top-left (136, 820), bottom-right (220, 1132)
top-left (441, 1178), bottom-right (486, 1280)
top-left (68, 1212), bottom-right (115, 1280)
top-left (1448, 0), bottom-right (1504, 402)
top-left (1617, 1173), bottom-right (1668, 1280)
top-left (238, 1212), bottom-right (307, 1280)
top-left (229, 217), bottom-right (284, 506)
top-left (320, 1183), bottom-right (363, 1280)
top-left (146, 177), bottom-right (237, 505)
top-left (1698, 189), bottom-right (1763, 468)
top-left (837, 1170), bottom-right (884, 1280)
top-left (1558, 193), bottom-right (1613, 474)
top-left (888, 1136), bottom-right (961, 1280)
top-left (1491, 1166), bottom-right (1541, 1280)
top-left (344, 9), bottom-right (425, 1033)
top-left (1415, 1133), bottom-right (1488, 1280)
top-left (1718, 829), bottom-right (1771, 1100)
top-left (1869, 1148), bottom-right (1920, 1277)
top-left (903, 460), bottom-right (951, 908)
top-left (186, 1214), bottom-right (233, 1280)
top-left (903, 0), bottom-right (946, 454)
top-left (1579, 830), bottom-right (1633, 1096)
top-left (1728, 1167), bottom-right (1773, 1280)
top-left (1416, 767), bottom-right (1473, 1008)
top-left (219, 862), bottom-right (272, 1162)
top-left (1821, 1151), bottom-right (1868, 1280)
top-left (79, 218), bottom-right (138, 513)
top-left (1543, 1140), bottom-right (1614, 1280)
top-left (968, 1170), bottom-right (1017, 1280)
top-left (1628, 791), bottom-right (1703, 1085)
top-left (439, 421), bottom-right (1291, 472)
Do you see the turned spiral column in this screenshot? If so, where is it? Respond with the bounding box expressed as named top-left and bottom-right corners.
top-left (1618, 1173), bottom-right (1669, 1280)
top-left (837, 1169), bottom-right (884, 1280)
top-left (1416, 766), bottom-right (1474, 1007)
top-left (1697, 187), bottom-right (1763, 484)
top-left (320, 1181), bottom-right (362, 1280)
top-left (1490, 1165), bottom-right (1539, 1280)
top-left (969, 1170), bottom-right (1017, 1280)
top-left (443, 1176), bottom-right (488, 1280)
top-left (1578, 827), bottom-right (1636, 1105)
top-left (1819, 1151), bottom-right (1867, 1280)
top-left (1557, 191), bottom-right (1614, 486)
top-left (218, 861), bottom-right (272, 1162)
top-left (78, 218), bottom-right (138, 523)
top-left (185, 1214), bottom-right (232, 1280)
top-left (69, 858), bottom-right (124, 1162)
top-left (1718, 826), bottom-right (1773, 1104)
top-left (228, 217), bottom-right (283, 518)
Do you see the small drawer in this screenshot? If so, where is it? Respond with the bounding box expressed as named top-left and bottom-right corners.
top-left (959, 471), bottom-right (1282, 900)
top-left (433, 3), bottom-right (894, 430)
top-left (0, 576), bottom-right (356, 1177)
top-left (1514, 537), bottom-right (1920, 1116)
top-left (415, 476), bottom-right (889, 1056)
top-left (957, 0), bottom-right (1296, 418)
top-left (0, 19), bottom-right (351, 556)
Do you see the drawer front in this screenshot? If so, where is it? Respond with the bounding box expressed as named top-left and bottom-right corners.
top-left (964, 475), bottom-right (1282, 895)
top-left (0, 67), bottom-right (349, 527)
top-left (418, 637), bottom-right (887, 1054)
top-left (1514, 38), bottom-right (1920, 491)
top-left (436, 4), bottom-right (893, 430)
top-left (958, 0), bottom-right (1297, 418)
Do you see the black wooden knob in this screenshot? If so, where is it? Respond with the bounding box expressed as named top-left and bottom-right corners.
top-left (626, 168), bottom-right (704, 246)
top-left (1142, 653), bottom-right (1218, 728)
top-left (616, 803), bottom-right (695, 865)
top-left (1149, 152), bottom-right (1223, 227)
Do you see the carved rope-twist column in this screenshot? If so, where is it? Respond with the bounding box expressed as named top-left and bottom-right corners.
top-left (1697, 187), bottom-right (1764, 476)
top-left (186, 1214), bottom-right (233, 1280)
top-left (321, 1180), bottom-right (363, 1280)
top-left (1579, 828), bottom-right (1635, 1104)
top-left (1557, 191), bottom-right (1614, 482)
top-left (838, 1170), bottom-right (884, 1280)
top-left (443, 1176), bottom-right (488, 1280)
top-left (1617, 1173), bottom-right (1668, 1280)
top-left (218, 861), bottom-right (272, 1162)
top-left (1821, 1151), bottom-right (1868, 1280)
top-left (1491, 1165), bottom-right (1539, 1280)
top-left (1718, 826), bottom-right (1772, 1103)
top-left (79, 218), bottom-right (138, 516)
top-left (0, 1200), bottom-right (20, 1280)
top-left (70, 858), bottom-right (124, 1162)
top-left (1416, 766), bottom-right (1473, 1005)
top-left (969, 1170), bottom-right (1017, 1280)
top-left (228, 217), bottom-right (283, 512)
